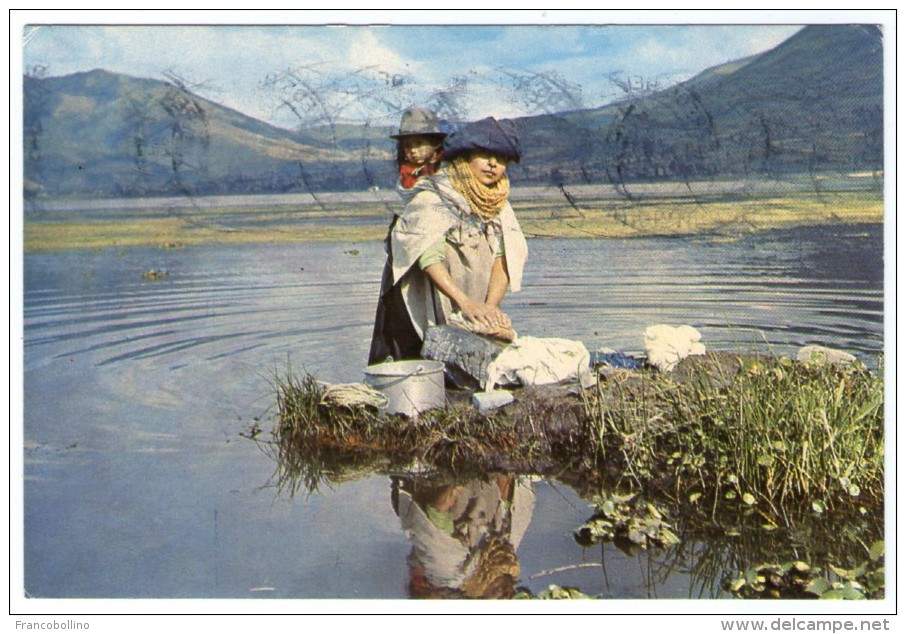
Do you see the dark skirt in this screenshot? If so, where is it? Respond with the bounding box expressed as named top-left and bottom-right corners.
top-left (368, 253), bottom-right (423, 366)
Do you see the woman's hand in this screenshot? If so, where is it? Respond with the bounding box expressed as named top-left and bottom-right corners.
top-left (423, 261), bottom-right (512, 330)
top-left (460, 298), bottom-right (511, 330)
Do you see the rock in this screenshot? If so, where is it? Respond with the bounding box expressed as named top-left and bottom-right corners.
top-left (796, 345), bottom-right (857, 366)
top-left (421, 326), bottom-right (508, 389)
top-left (141, 268), bottom-right (169, 281)
top-left (471, 390), bottom-right (515, 413)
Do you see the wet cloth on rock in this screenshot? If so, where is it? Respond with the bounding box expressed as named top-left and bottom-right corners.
top-left (485, 336), bottom-right (595, 392)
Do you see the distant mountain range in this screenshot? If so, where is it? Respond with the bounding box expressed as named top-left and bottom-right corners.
top-left (23, 24), bottom-right (883, 200)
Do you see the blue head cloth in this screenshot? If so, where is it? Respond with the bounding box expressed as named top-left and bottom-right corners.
top-left (443, 117), bottom-right (521, 163)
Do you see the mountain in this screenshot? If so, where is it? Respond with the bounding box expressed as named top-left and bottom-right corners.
top-left (23, 69), bottom-right (397, 198)
top-left (23, 24), bottom-right (883, 199)
top-left (509, 24), bottom-right (883, 185)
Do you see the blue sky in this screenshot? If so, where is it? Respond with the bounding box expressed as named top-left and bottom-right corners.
top-left (17, 11), bottom-right (811, 128)
top-left (15, 10), bottom-right (886, 129)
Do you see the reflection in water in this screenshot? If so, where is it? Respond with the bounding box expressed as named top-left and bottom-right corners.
top-left (391, 473), bottom-right (535, 599)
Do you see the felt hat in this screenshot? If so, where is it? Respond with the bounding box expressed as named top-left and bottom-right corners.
top-left (390, 107), bottom-right (446, 139)
top-left (443, 117), bottom-right (522, 163)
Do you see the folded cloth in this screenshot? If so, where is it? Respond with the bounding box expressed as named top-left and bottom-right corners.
top-left (485, 336), bottom-right (595, 392)
top-left (644, 324), bottom-right (706, 372)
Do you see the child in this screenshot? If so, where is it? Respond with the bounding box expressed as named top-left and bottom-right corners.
top-left (391, 107), bottom-right (446, 190)
top-left (368, 108), bottom-right (447, 364)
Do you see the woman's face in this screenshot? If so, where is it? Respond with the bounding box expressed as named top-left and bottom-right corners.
top-left (467, 150), bottom-right (509, 186)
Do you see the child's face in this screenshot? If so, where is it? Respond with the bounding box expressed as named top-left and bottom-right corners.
top-left (401, 135), bottom-right (442, 166)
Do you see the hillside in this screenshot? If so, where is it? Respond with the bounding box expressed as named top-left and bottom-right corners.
top-left (509, 25), bottom-right (883, 185)
top-left (23, 69), bottom-right (397, 198)
top-left (23, 25), bottom-right (883, 199)
top-left (513, 24), bottom-right (883, 185)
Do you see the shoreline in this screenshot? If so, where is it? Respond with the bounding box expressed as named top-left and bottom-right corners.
top-left (22, 189), bottom-right (884, 253)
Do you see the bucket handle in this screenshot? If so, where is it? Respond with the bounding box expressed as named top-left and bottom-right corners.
top-left (381, 357), bottom-right (432, 377)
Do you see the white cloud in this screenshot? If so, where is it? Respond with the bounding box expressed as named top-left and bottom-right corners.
top-left (345, 29), bottom-right (409, 74)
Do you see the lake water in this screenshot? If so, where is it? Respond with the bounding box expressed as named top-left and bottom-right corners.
top-left (21, 223), bottom-right (884, 600)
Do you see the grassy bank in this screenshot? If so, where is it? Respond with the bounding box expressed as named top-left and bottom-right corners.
top-left (265, 351), bottom-right (884, 526)
top-left (23, 188), bottom-right (883, 252)
top-left (22, 215), bottom-right (387, 252)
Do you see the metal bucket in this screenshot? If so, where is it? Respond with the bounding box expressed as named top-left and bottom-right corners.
top-left (363, 360), bottom-right (446, 418)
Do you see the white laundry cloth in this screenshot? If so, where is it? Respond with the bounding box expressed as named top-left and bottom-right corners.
top-left (485, 336), bottom-right (595, 392)
top-left (644, 324), bottom-right (706, 372)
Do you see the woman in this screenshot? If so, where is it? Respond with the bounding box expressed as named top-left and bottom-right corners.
top-left (368, 117), bottom-right (528, 364)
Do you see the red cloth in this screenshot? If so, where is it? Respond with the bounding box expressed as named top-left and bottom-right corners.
top-left (398, 152), bottom-right (444, 189)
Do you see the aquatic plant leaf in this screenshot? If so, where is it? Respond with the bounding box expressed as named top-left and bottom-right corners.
top-left (790, 561), bottom-right (812, 575)
top-left (536, 584), bottom-right (592, 600)
top-left (611, 491), bottom-right (637, 505)
top-left (869, 540), bottom-right (885, 562)
top-left (811, 500), bottom-right (827, 514)
top-left (756, 563), bottom-right (783, 575)
top-left (848, 484), bottom-right (861, 497)
top-left (830, 563), bottom-right (867, 581)
top-left (820, 586), bottom-right (865, 600)
top-left (585, 518), bottom-right (614, 539)
top-left (659, 527), bottom-right (680, 546)
top-left (805, 578), bottom-right (832, 596)
top-left (757, 454), bottom-right (775, 468)
top-left (742, 493), bottom-right (756, 506)
top-left (862, 570), bottom-right (885, 591)
top-left (627, 527), bottom-right (646, 545)
top-left (727, 577), bottom-right (746, 593)
top-left (688, 492), bottom-right (702, 503)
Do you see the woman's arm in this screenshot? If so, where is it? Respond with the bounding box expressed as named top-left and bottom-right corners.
top-left (485, 256), bottom-right (510, 308)
top-left (423, 262), bottom-right (509, 329)
top-left (484, 256), bottom-right (512, 328)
